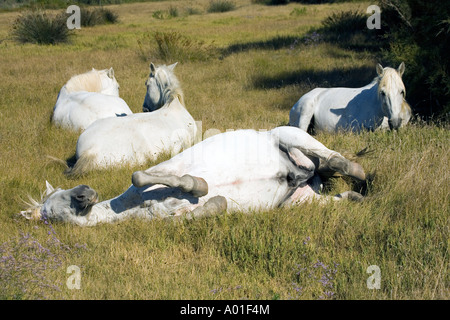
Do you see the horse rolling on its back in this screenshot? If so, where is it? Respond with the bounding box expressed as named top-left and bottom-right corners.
top-left (67, 62), bottom-right (197, 176)
top-left (21, 127), bottom-right (366, 226)
top-left (52, 68), bottom-right (133, 131)
top-left (289, 63), bottom-right (411, 133)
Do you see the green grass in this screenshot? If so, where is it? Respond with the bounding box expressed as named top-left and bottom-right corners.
top-left (0, 0), bottom-right (448, 300)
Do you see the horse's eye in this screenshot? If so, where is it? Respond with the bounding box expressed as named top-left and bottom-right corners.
top-left (401, 90), bottom-right (405, 97)
top-left (76, 194), bottom-right (86, 201)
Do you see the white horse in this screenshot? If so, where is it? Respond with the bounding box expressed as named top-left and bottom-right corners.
top-left (21, 127), bottom-right (366, 226)
top-left (66, 62), bottom-right (197, 176)
top-left (289, 63), bottom-right (411, 133)
top-left (52, 68), bottom-right (133, 131)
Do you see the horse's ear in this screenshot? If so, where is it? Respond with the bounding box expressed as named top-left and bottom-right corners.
top-left (107, 67), bottom-right (114, 79)
top-left (397, 62), bottom-right (405, 77)
top-left (376, 63), bottom-right (384, 76)
top-left (150, 63), bottom-right (156, 73)
top-left (45, 181), bottom-right (55, 196)
top-left (168, 62), bottom-right (178, 71)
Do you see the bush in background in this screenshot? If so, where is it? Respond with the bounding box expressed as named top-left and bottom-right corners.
top-left (138, 31), bottom-right (218, 63)
top-left (313, 10), bottom-right (380, 51)
top-left (378, 0), bottom-right (449, 118)
top-left (11, 10), bottom-right (71, 45)
top-left (207, 0), bottom-right (236, 13)
top-left (80, 7), bottom-right (119, 27)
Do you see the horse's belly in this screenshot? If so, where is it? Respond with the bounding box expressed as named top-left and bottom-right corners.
top-left (148, 130), bottom-right (297, 210)
top-left (206, 179), bottom-right (291, 211)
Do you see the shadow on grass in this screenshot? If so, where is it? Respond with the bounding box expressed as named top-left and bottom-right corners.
top-left (220, 28), bottom-right (381, 59)
top-left (220, 35), bottom-right (301, 58)
top-left (252, 66), bottom-right (376, 90)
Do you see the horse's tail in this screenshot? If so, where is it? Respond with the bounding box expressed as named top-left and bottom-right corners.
top-left (46, 155), bottom-right (70, 169)
top-left (64, 153), bottom-right (97, 178)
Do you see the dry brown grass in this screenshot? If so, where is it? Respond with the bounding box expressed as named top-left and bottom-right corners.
top-left (0, 1), bottom-right (448, 300)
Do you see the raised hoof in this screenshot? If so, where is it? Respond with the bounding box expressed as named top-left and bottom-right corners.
top-left (180, 175), bottom-right (208, 197)
top-left (328, 155), bottom-right (366, 182)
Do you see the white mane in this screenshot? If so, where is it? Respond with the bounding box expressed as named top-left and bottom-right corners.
top-left (153, 64), bottom-right (185, 107)
top-left (65, 70), bottom-right (103, 93)
top-left (376, 67), bottom-right (406, 97)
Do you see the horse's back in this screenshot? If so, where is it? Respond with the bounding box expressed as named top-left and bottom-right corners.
top-left (291, 83), bottom-right (382, 132)
top-left (53, 88), bottom-right (132, 131)
top-left (76, 102), bottom-right (196, 167)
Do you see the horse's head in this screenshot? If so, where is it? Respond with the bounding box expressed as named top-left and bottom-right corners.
top-left (97, 67), bottom-right (120, 96)
top-left (376, 62), bottom-right (407, 130)
top-left (20, 181), bottom-right (98, 224)
top-left (143, 62), bottom-right (179, 112)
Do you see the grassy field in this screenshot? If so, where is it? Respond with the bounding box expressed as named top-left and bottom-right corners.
top-left (0, 0), bottom-right (448, 300)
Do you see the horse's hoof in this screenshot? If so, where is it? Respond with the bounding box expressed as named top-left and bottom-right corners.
top-left (346, 191), bottom-right (364, 202)
top-left (328, 155), bottom-right (366, 182)
top-left (180, 175), bottom-right (208, 197)
top-left (188, 196), bottom-right (227, 219)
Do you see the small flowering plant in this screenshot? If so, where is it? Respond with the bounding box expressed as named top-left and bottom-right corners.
top-left (0, 217), bottom-right (88, 299)
top-left (289, 237), bottom-right (338, 300)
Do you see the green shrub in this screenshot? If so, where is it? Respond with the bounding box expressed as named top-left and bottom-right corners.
top-left (152, 6), bottom-right (179, 20)
top-left (185, 6), bottom-right (202, 15)
top-left (80, 7), bottom-right (119, 27)
top-left (207, 0), bottom-right (236, 13)
top-left (290, 7), bottom-right (307, 16)
top-left (321, 10), bottom-right (367, 33)
top-left (378, 0), bottom-right (450, 118)
top-left (11, 10), bottom-right (71, 45)
top-left (317, 10), bottom-right (379, 50)
top-left (138, 31), bottom-right (218, 63)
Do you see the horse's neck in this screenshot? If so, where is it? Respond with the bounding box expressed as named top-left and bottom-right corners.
top-left (161, 95), bottom-right (185, 111)
top-left (81, 184), bottom-right (171, 226)
top-left (362, 81), bottom-right (383, 111)
top-left (81, 193), bottom-right (148, 226)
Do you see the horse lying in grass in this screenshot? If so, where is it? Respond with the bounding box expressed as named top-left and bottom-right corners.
top-left (21, 127), bottom-right (366, 226)
top-left (52, 68), bottom-right (133, 131)
top-left (66, 62), bottom-right (197, 176)
top-left (289, 63), bottom-right (411, 133)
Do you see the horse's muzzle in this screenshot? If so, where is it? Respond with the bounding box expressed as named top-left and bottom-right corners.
top-left (388, 118), bottom-right (401, 130)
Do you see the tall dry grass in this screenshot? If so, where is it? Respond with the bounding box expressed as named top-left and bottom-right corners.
top-left (0, 0), bottom-right (448, 300)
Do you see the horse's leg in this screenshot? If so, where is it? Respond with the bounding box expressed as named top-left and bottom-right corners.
top-left (274, 127), bottom-right (366, 181)
top-left (283, 176), bottom-right (363, 207)
top-left (132, 171), bottom-right (208, 197)
top-left (287, 147), bottom-right (316, 171)
top-left (289, 95), bottom-right (316, 131)
top-left (183, 196), bottom-right (227, 220)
